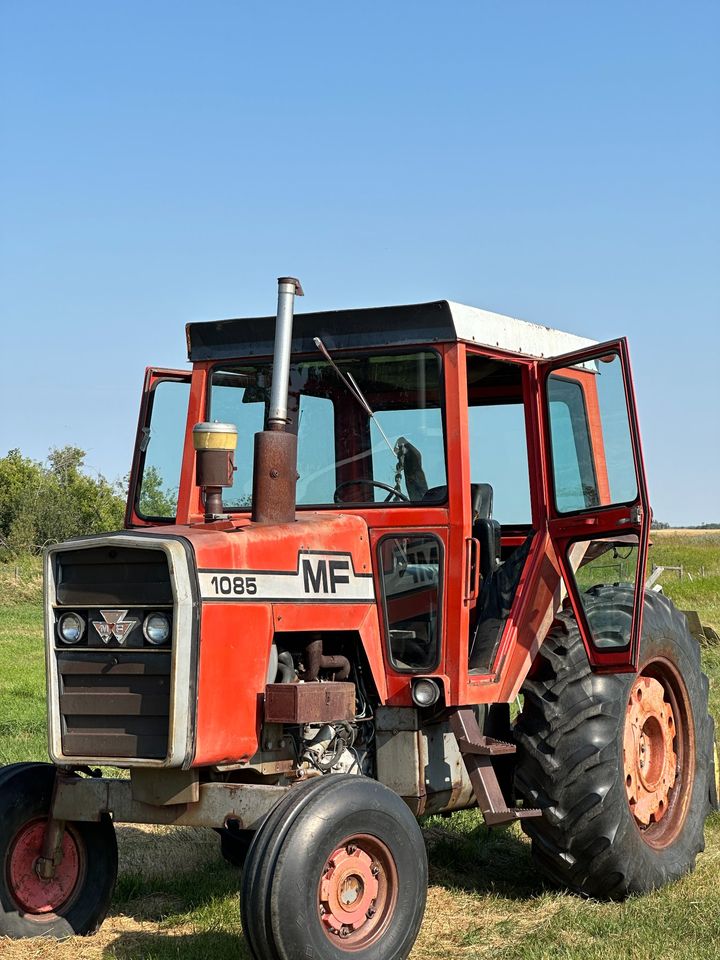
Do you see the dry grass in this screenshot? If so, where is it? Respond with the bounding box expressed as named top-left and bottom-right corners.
top-left (0, 826), bottom-right (223, 960)
top-left (652, 528), bottom-right (720, 536)
top-left (0, 561), bottom-right (42, 607)
top-left (0, 822), bottom-right (568, 960)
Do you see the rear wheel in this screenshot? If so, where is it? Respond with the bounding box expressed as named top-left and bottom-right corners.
top-left (0, 763), bottom-right (117, 938)
top-left (241, 775), bottom-right (427, 960)
top-left (514, 587), bottom-right (713, 898)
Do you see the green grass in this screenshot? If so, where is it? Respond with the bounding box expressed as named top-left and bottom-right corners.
top-left (0, 534), bottom-right (719, 959)
top-left (649, 532), bottom-right (720, 632)
top-left (0, 603), bottom-right (48, 765)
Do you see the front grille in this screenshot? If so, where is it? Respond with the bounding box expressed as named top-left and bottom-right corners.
top-left (51, 544), bottom-right (174, 761)
top-left (56, 546), bottom-right (172, 605)
top-left (58, 652), bottom-right (171, 759)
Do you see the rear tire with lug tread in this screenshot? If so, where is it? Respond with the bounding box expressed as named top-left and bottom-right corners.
top-left (515, 586), bottom-right (713, 898)
top-left (0, 763), bottom-right (118, 939)
top-left (241, 775), bottom-right (428, 960)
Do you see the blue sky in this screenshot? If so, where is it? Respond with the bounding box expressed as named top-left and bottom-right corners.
top-left (1, 1), bottom-right (718, 524)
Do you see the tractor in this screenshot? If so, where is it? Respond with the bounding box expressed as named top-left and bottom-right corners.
top-left (0, 278), bottom-right (715, 959)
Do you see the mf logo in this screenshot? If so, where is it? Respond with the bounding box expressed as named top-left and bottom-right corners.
top-left (92, 609), bottom-right (137, 644)
top-left (301, 556), bottom-right (351, 595)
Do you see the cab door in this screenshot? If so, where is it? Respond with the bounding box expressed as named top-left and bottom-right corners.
top-left (537, 339), bottom-right (650, 672)
top-left (125, 368), bottom-right (191, 527)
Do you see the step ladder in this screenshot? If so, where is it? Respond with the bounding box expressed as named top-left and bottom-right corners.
top-left (450, 707), bottom-right (542, 826)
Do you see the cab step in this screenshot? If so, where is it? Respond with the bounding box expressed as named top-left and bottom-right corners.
top-left (449, 707), bottom-right (542, 826)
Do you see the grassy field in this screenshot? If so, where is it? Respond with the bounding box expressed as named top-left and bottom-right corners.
top-left (0, 533), bottom-right (719, 959)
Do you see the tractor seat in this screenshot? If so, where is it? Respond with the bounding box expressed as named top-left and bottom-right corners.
top-left (421, 483), bottom-right (501, 581)
top-left (470, 483), bottom-right (493, 522)
top-left (471, 483), bottom-right (501, 581)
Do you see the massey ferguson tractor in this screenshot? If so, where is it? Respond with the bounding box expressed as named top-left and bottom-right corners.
top-left (0, 279), bottom-right (716, 958)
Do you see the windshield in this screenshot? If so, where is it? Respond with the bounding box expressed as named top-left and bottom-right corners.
top-left (209, 350), bottom-right (446, 508)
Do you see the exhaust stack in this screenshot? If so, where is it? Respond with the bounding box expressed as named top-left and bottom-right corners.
top-left (251, 277), bottom-right (303, 523)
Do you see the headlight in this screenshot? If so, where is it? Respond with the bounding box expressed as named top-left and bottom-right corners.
top-left (143, 612), bottom-right (171, 645)
top-left (58, 612), bottom-right (85, 644)
top-left (411, 677), bottom-right (441, 708)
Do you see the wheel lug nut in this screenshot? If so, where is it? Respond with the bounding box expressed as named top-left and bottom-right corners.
top-left (340, 926), bottom-right (351, 938)
top-left (367, 906), bottom-right (376, 918)
top-left (371, 863), bottom-right (380, 877)
top-left (346, 844), bottom-right (357, 855)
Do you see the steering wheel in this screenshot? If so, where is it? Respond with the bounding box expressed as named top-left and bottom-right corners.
top-left (333, 478), bottom-right (410, 504)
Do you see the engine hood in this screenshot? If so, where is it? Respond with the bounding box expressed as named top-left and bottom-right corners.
top-left (148, 513), bottom-right (375, 605)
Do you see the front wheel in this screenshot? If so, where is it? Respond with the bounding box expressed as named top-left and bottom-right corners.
top-left (514, 587), bottom-right (714, 898)
top-left (241, 775), bottom-right (427, 959)
top-left (0, 763), bottom-right (117, 939)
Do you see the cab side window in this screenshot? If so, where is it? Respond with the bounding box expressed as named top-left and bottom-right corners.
top-left (547, 355), bottom-right (638, 514)
top-left (137, 379), bottom-right (190, 519)
top-left (466, 355), bottom-right (531, 526)
top-left (379, 534), bottom-right (443, 672)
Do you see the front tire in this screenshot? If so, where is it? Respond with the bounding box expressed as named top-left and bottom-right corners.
top-left (241, 775), bottom-right (428, 960)
top-left (514, 587), bottom-right (714, 898)
top-left (0, 763), bottom-right (117, 938)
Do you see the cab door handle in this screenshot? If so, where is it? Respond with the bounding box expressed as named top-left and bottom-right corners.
top-left (464, 537), bottom-right (481, 604)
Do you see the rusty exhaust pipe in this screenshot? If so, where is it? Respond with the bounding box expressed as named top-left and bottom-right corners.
top-left (251, 277), bottom-right (303, 523)
top-left (301, 635), bottom-right (351, 682)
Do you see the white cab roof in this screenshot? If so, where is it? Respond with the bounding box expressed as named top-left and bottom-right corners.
top-left (187, 299), bottom-right (598, 362)
top-left (447, 301), bottom-right (597, 359)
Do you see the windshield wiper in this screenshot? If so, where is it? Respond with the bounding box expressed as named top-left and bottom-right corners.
top-left (313, 337), bottom-right (397, 460)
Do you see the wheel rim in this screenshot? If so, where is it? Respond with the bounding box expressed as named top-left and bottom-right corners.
top-left (623, 658), bottom-right (695, 847)
top-left (6, 819), bottom-right (84, 918)
top-left (318, 834), bottom-right (398, 949)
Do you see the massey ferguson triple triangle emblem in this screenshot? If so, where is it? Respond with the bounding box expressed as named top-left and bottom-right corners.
top-left (92, 609), bottom-right (137, 644)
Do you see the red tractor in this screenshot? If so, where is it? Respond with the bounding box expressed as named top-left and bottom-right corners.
top-left (0, 279), bottom-right (715, 958)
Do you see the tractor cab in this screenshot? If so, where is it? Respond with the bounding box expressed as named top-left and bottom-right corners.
top-left (125, 290), bottom-right (649, 701)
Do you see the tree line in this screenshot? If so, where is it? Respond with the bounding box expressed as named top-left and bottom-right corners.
top-left (652, 520), bottom-right (720, 530)
top-left (0, 447), bottom-right (126, 557)
top-left (1, 446), bottom-right (715, 558)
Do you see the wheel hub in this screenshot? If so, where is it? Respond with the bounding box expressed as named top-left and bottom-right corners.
top-left (624, 676), bottom-right (678, 825)
top-left (7, 819), bottom-right (81, 916)
top-left (320, 844), bottom-right (379, 936)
